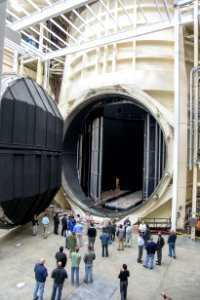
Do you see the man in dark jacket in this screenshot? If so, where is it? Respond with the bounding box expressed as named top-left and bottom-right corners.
top-left (87, 222), bottom-right (97, 251)
top-left (61, 214), bottom-right (68, 236)
top-left (33, 258), bottom-right (48, 300)
top-left (53, 212), bottom-right (60, 235)
top-left (106, 221), bottom-right (114, 244)
top-left (83, 245), bottom-right (96, 283)
top-left (156, 232), bottom-right (165, 265)
top-left (167, 230), bottom-right (177, 258)
top-left (51, 262), bottom-right (68, 300)
top-left (143, 236), bottom-right (157, 270)
top-left (55, 246), bottom-right (67, 268)
top-left (118, 264), bottom-right (130, 300)
top-left (100, 227), bottom-right (110, 257)
top-left (144, 224), bottom-right (151, 246)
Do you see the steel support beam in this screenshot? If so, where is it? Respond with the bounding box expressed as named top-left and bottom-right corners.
top-left (43, 7), bottom-right (198, 62)
top-left (8, 0), bottom-right (96, 31)
top-left (43, 20), bottom-right (175, 61)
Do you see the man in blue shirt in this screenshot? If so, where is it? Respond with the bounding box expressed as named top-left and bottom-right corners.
top-left (33, 258), bottom-right (48, 300)
top-left (73, 221), bottom-right (84, 247)
top-left (41, 214), bottom-right (50, 239)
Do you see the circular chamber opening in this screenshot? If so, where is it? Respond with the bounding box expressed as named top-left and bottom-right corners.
top-left (63, 94), bottom-right (167, 217)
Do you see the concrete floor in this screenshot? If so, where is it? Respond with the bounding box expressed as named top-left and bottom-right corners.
top-left (0, 220), bottom-right (199, 300)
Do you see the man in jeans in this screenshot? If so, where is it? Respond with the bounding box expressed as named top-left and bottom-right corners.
top-left (83, 245), bottom-right (96, 283)
top-left (73, 221), bottom-right (84, 247)
top-left (33, 258), bottom-right (48, 300)
top-left (167, 230), bottom-right (177, 258)
top-left (70, 247), bottom-right (81, 285)
top-left (143, 236), bottom-right (157, 270)
top-left (51, 261), bottom-right (68, 300)
top-left (99, 227), bottom-right (110, 257)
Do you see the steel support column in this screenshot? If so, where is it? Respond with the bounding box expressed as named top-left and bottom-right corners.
top-left (43, 60), bottom-right (50, 91)
top-left (36, 24), bottom-right (44, 86)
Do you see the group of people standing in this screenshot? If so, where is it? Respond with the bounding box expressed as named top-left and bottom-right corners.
top-left (33, 244), bottom-right (96, 300)
top-left (137, 220), bottom-right (177, 270)
top-left (33, 212), bottom-right (96, 300)
top-left (32, 213), bottom-right (175, 300)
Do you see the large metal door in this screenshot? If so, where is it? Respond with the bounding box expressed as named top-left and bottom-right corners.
top-left (143, 114), bottom-right (166, 199)
top-left (90, 117), bottom-right (103, 200)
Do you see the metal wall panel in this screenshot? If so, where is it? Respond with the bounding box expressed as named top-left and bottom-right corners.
top-left (143, 114), bottom-right (166, 199)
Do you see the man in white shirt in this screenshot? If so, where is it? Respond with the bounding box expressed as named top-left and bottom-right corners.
top-left (42, 214), bottom-right (50, 239)
top-left (138, 220), bottom-right (146, 233)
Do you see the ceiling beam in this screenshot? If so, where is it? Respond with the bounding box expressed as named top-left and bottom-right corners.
top-left (43, 8), bottom-right (198, 62)
top-left (43, 20), bottom-right (175, 61)
top-left (8, 0), bottom-right (96, 31)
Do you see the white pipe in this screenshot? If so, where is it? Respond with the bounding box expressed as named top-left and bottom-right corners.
top-left (189, 66), bottom-right (200, 170)
top-left (171, 5), bottom-right (180, 231)
top-left (191, 0), bottom-right (199, 240)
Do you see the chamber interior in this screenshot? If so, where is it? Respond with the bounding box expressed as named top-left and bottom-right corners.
top-left (63, 95), bottom-right (166, 216)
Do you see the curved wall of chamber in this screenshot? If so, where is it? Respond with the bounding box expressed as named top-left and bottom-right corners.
top-left (59, 0), bottom-right (188, 221)
top-left (0, 76), bottom-right (63, 225)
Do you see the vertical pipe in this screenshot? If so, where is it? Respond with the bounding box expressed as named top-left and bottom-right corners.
top-left (12, 50), bottom-right (19, 74)
top-left (195, 77), bottom-right (199, 163)
top-left (190, 68), bottom-right (195, 170)
top-left (36, 24), bottom-right (44, 85)
top-left (43, 60), bottom-right (49, 91)
top-left (171, 5), bottom-right (180, 231)
top-left (190, 66), bottom-right (200, 170)
top-left (19, 57), bottom-right (24, 76)
top-left (0, 0), bottom-right (7, 94)
top-left (191, 0), bottom-right (199, 240)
